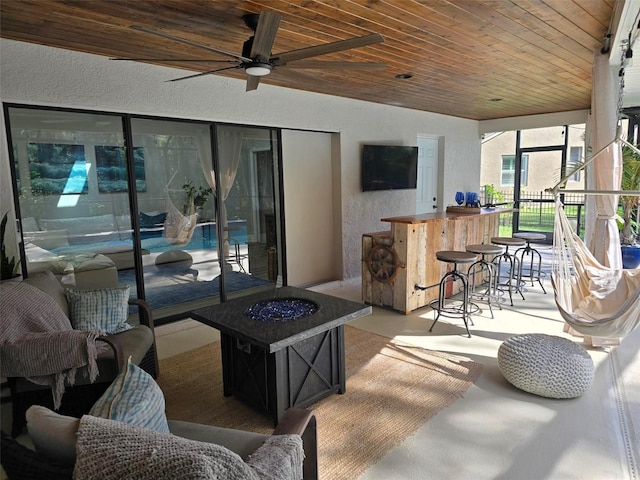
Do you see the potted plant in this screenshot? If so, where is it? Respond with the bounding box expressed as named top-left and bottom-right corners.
top-left (183, 181), bottom-right (213, 216)
top-left (1, 211), bottom-right (21, 280)
top-left (618, 144), bottom-right (640, 268)
top-left (483, 184), bottom-right (504, 208)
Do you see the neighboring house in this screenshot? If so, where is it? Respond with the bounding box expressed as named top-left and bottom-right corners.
top-left (480, 125), bottom-right (586, 197)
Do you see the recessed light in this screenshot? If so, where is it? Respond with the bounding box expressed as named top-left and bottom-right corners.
top-left (395, 73), bottom-right (413, 79)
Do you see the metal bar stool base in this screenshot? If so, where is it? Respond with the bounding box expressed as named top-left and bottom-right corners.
top-left (466, 244), bottom-right (503, 319)
top-left (429, 251), bottom-right (478, 338)
top-left (491, 237), bottom-right (526, 306)
top-left (513, 233), bottom-right (547, 294)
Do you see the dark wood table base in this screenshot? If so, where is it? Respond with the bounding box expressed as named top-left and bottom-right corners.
top-left (221, 325), bottom-right (345, 424)
top-left (190, 286), bottom-right (371, 425)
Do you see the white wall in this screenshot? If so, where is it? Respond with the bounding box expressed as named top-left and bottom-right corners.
top-left (282, 130), bottom-right (337, 287)
top-left (0, 39), bottom-right (482, 282)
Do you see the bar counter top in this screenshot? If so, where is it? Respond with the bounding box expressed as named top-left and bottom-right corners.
top-left (363, 207), bottom-right (514, 314)
top-left (381, 207), bottom-right (513, 225)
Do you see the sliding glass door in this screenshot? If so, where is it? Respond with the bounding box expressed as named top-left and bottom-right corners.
top-left (215, 124), bottom-right (282, 299)
top-left (5, 105), bottom-right (281, 323)
top-left (128, 118), bottom-right (222, 318)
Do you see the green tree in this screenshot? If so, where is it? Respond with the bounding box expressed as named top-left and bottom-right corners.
top-left (620, 144), bottom-right (640, 245)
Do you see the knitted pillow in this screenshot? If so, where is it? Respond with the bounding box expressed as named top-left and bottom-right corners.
top-left (89, 358), bottom-right (170, 433)
top-left (65, 286), bottom-right (132, 334)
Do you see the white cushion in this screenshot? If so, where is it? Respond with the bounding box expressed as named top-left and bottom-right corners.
top-left (26, 405), bottom-right (79, 465)
top-left (28, 229), bottom-right (69, 250)
top-left (21, 216), bottom-right (39, 232)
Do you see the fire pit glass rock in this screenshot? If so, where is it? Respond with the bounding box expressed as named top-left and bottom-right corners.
top-left (243, 298), bottom-right (319, 322)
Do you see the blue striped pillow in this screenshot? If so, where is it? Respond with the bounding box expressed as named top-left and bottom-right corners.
top-left (64, 286), bottom-right (132, 334)
top-left (89, 358), bottom-right (169, 433)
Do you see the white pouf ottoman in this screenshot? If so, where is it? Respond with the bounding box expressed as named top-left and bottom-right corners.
top-left (497, 334), bottom-right (595, 399)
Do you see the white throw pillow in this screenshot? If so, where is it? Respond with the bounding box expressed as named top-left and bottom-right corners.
top-left (65, 286), bottom-right (132, 334)
top-left (89, 358), bottom-right (170, 433)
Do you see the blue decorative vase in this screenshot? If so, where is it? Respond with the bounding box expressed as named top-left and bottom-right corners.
top-left (621, 245), bottom-right (640, 269)
top-left (465, 192), bottom-right (479, 207)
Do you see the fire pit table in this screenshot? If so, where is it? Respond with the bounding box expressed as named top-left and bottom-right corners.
top-left (190, 286), bottom-right (371, 424)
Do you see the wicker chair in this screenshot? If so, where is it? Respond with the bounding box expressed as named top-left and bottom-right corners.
top-left (6, 271), bottom-right (159, 437)
top-left (1, 408), bottom-right (318, 480)
top-left (1, 430), bottom-right (74, 480)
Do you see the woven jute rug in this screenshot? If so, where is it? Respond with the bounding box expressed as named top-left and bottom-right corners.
top-left (158, 325), bottom-right (483, 479)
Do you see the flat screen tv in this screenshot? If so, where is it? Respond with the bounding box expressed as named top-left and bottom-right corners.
top-left (361, 145), bottom-right (418, 191)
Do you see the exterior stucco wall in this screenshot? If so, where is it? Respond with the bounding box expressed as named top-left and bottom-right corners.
top-left (481, 125), bottom-right (587, 195)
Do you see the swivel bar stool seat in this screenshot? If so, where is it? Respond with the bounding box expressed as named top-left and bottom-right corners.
top-left (513, 232), bottom-right (547, 294)
top-left (465, 243), bottom-right (504, 318)
top-left (429, 250), bottom-right (478, 338)
top-left (491, 236), bottom-right (526, 306)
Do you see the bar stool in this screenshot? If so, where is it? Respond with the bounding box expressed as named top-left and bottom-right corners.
top-left (429, 250), bottom-right (478, 338)
top-left (513, 232), bottom-right (547, 294)
top-left (491, 237), bottom-right (526, 306)
top-left (465, 243), bottom-right (504, 318)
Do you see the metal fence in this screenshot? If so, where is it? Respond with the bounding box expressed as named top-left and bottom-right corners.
top-left (484, 188), bottom-right (587, 239)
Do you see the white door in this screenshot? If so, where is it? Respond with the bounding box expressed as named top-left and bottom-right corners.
top-left (416, 136), bottom-right (439, 213)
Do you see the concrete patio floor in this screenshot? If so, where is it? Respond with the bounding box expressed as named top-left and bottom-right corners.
top-left (155, 262), bottom-right (639, 480)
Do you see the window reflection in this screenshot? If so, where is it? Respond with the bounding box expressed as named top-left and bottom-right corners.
top-left (7, 106), bottom-right (281, 323)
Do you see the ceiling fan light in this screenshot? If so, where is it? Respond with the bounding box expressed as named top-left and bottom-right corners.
top-left (245, 63), bottom-right (272, 76)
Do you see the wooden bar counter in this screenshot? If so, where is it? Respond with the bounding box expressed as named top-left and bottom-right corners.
top-left (362, 208), bottom-right (513, 314)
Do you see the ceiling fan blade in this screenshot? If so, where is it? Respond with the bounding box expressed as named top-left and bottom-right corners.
top-left (167, 66), bottom-right (240, 82)
top-left (272, 33), bottom-right (384, 64)
top-left (246, 75), bottom-right (261, 91)
top-left (285, 60), bottom-right (386, 70)
top-left (250, 11), bottom-right (281, 60)
top-left (131, 25), bottom-right (251, 62)
top-left (110, 58), bottom-right (237, 63)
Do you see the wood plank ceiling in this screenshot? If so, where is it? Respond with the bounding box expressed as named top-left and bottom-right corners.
top-left (0, 0), bottom-right (615, 121)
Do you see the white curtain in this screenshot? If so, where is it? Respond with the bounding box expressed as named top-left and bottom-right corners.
top-left (202, 127), bottom-right (243, 201)
top-left (199, 127), bottom-right (243, 257)
top-left (584, 50), bottom-right (623, 269)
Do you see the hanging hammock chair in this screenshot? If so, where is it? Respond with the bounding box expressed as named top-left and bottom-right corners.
top-left (551, 196), bottom-right (640, 338)
top-left (163, 184), bottom-right (198, 247)
top-left (546, 19), bottom-right (640, 339)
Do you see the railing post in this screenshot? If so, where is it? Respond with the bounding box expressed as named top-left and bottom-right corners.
top-left (539, 191), bottom-right (543, 225)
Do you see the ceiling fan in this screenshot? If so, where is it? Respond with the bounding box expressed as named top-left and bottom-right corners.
top-left (112, 11), bottom-right (385, 91)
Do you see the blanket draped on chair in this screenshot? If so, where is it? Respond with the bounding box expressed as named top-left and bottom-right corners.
top-left (0, 281), bottom-right (101, 409)
top-left (74, 415), bottom-right (304, 480)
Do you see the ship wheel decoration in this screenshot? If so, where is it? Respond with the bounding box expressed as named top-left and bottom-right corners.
top-left (367, 245), bottom-right (400, 284)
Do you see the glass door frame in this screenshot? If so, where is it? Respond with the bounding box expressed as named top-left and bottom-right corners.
top-left (513, 127), bottom-right (569, 243)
